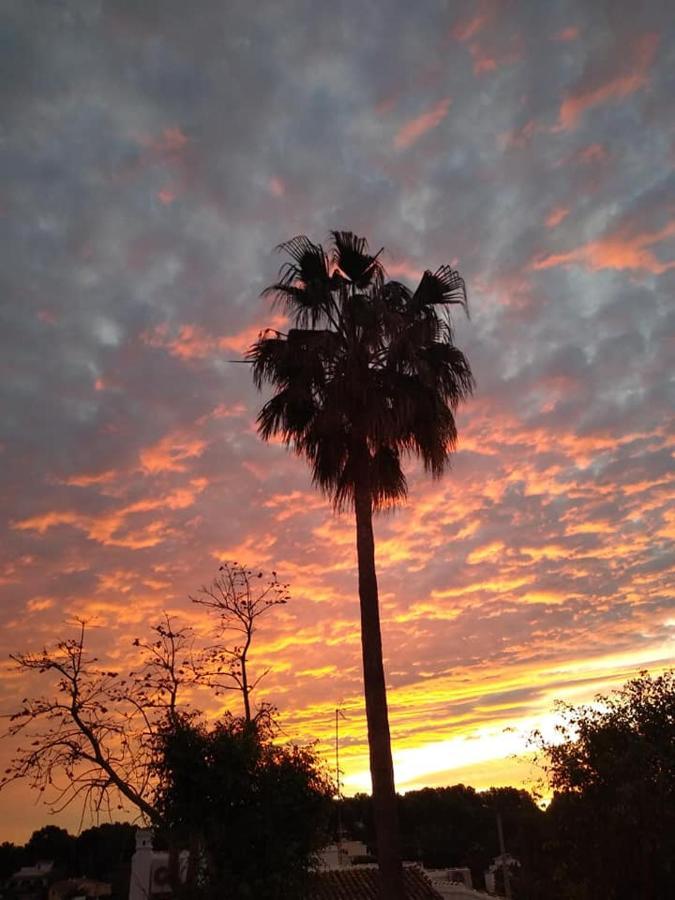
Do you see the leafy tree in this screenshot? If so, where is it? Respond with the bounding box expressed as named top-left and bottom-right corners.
top-left (0, 842), bottom-right (26, 881)
top-left (24, 825), bottom-right (75, 869)
top-left (74, 822), bottom-right (136, 892)
top-left (249, 231), bottom-right (473, 896)
top-left (535, 670), bottom-right (675, 900)
top-left (152, 712), bottom-right (334, 899)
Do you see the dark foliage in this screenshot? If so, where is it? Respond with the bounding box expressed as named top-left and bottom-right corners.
top-left (249, 231), bottom-right (474, 513)
top-left (152, 713), bottom-right (335, 899)
top-left (533, 670), bottom-right (675, 900)
top-left (336, 785), bottom-right (544, 892)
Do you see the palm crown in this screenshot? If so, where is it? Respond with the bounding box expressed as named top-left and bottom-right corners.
top-left (249, 231), bottom-right (474, 509)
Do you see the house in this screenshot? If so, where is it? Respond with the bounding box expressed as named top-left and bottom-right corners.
top-left (308, 864), bottom-right (444, 899)
top-left (48, 879), bottom-right (111, 900)
top-left (128, 831), bottom-right (187, 900)
top-left (4, 862), bottom-right (55, 900)
top-left (318, 840), bottom-right (373, 869)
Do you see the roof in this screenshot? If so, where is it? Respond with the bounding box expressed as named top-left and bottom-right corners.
top-left (309, 865), bottom-right (444, 899)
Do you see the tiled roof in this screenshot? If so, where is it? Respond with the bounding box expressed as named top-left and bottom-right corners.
top-left (309, 865), bottom-right (444, 899)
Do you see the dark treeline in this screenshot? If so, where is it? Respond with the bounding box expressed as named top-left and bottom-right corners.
top-left (335, 786), bottom-right (543, 896)
top-left (3, 777), bottom-right (673, 900)
top-left (334, 774), bottom-right (673, 900)
top-left (0, 823), bottom-right (135, 897)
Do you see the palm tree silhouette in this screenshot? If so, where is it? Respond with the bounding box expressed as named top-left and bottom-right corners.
top-left (249, 232), bottom-right (474, 897)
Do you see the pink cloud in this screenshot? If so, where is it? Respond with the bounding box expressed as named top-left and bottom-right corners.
top-left (142, 315), bottom-right (288, 361)
top-left (386, 259), bottom-right (424, 282)
top-left (574, 143), bottom-right (610, 165)
top-left (554, 26), bottom-right (579, 42)
top-left (558, 33), bottom-right (659, 130)
top-left (500, 120), bottom-right (538, 151)
top-left (157, 186), bottom-right (176, 205)
top-left (142, 126), bottom-right (189, 158)
top-left (268, 176), bottom-right (286, 198)
top-left (451, 14), bottom-right (489, 43)
top-left (467, 39), bottom-right (522, 76)
top-left (394, 98), bottom-right (452, 150)
top-left (533, 218), bottom-right (675, 275)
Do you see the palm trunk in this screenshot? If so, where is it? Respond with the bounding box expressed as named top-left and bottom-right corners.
top-left (354, 474), bottom-right (405, 899)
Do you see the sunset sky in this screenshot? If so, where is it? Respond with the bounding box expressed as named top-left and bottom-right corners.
top-left (1, 0), bottom-right (674, 843)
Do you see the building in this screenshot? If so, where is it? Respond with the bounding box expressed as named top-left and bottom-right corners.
top-left (48, 879), bottom-right (111, 900)
top-left (4, 862), bottom-right (55, 900)
top-left (127, 831), bottom-right (187, 900)
top-left (309, 864), bottom-right (444, 899)
top-left (317, 840), bottom-right (373, 869)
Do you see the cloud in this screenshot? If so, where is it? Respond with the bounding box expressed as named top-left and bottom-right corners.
top-left (545, 207), bottom-right (570, 229)
top-left (553, 26), bottom-right (580, 42)
top-left (533, 218), bottom-right (675, 274)
top-left (451, 14), bottom-right (490, 43)
top-left (139, 431), bottom-right (208, 474)
top-left (558, 33), bottom-right (659, 129)
top-left (394, 98), bottom-right (452, 150)
top-left (142, 314), bottom-right (288, 360)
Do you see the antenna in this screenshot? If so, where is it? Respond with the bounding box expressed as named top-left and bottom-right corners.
top-left (335, 705), bottom-right (348, 845)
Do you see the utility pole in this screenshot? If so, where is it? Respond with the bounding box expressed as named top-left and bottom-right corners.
top-left (496, 812), bottom-right (512, 899)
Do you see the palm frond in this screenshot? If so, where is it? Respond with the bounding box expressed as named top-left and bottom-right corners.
top-left (276, 236), bottom-right (329, 282)
top-left (331, 231), bottom-right (384, 289)
top-left (370, 445), bottom-right (407, 509)
top-left (411, 266), bottom-right (467, 311)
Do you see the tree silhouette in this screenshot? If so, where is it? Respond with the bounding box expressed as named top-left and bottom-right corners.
top-left (1, 566), bottom-right (287, 825)
top-left (191, 562), bottom-right (290, 722)
top-left (534, 670), bottom-right (675, 900)
top-left (249, 231), bottom-right (474, 896)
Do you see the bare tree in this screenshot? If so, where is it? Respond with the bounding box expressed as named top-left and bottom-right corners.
top-left (1, 565), bottom-right (287, 825)
top-left (2, 619), bottom-right (168, 825)
top-left (191, 562), bottom-right (290, 722)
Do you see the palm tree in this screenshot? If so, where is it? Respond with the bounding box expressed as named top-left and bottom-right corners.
top-left (248, 232), bottom-right (474, 897)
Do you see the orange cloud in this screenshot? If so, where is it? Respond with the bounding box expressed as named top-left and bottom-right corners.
top-left (26, 596), bottom-right (55, 613)
top-left (13, 481), bottom-right (207, 548)
top-left (545, 207), bottom-right (570, 229)
top-left (139, 431), bottom-right (207, 474)
top-left (558, 33), bottom-right (659, 129)
top-left (394, 98), bottom-right (452, 150)
top-left (533, 218), bottom-right (675, 275)
top-left (63, 469), bottom-right (119, 487)
top-left (157, 186), bottom-right (176, 205)
top-left (142, 315), bottom-right (288, 361)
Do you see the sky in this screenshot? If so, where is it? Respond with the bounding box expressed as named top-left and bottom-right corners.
top-left (1, 0), bottom-right (674, 843)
